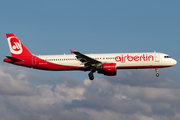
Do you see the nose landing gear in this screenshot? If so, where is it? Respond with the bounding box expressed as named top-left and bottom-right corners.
top-left (155, 68), bottom-right (159, 77)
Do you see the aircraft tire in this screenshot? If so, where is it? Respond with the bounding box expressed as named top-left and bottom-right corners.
top-left (156, 73), bottom-right (159, 77)
top-left (88, 72), bottom-right (94, 80)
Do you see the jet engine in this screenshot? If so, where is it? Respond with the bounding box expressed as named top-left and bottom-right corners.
top-left (97, 63), bottom-right (116, 76)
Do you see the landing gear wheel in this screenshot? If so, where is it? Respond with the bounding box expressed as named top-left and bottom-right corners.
top-left (155, 68), bottom-right (159, 77)
top-left (88, 72), bottom-right (94, 80)
top-left (156, 73), bottom-right (159, 77)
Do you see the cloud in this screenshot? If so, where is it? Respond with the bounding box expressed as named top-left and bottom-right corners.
top-left (0, 64), bottom-right (36, 95)
top-left (105, 69), bottom-right (180, 88)
top-left (0, 64), bottom-right (180, 120)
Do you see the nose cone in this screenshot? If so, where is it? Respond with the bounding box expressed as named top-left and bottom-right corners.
top-left (172, 59), bottom-right (177, 66)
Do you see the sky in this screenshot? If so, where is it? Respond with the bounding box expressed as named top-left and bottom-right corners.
top-left (0, 0), bottom-right (180, 120)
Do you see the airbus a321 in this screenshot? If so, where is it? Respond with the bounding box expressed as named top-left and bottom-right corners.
top-left (4, 34), bottom-right (177, 80)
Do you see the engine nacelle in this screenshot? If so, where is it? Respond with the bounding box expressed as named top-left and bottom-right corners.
top-left (97, 63), bottom-right (117, 76)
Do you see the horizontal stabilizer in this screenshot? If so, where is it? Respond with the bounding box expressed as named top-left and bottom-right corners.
top-left (6, 56), bottom-right (23, 62)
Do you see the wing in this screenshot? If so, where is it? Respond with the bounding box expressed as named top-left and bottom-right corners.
top-left (70, 49), bottom-right (101, 67)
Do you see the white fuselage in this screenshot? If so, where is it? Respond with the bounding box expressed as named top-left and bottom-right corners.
top-left (36, 52), bottom-right (177, 69)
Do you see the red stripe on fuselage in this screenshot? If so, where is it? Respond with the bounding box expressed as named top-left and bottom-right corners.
top-left (4, 56), bottom-right (172, 71)
top-left (4, 56), bottom-right (84, 71)
top-left (117, 66), bottom-right (172, 69)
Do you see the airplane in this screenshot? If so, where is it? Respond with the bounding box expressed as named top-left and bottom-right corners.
top-left (4, 33), bottom-right (177, 80)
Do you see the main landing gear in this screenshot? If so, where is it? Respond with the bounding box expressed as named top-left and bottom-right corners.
top-left (88, 67), bottom-right (95, 80)
top-left (88, 72), bottom-right (94, 80)
top-left (155, 68), bottom-right (159, 77)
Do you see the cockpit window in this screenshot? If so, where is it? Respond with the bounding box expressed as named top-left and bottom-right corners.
top-left (164, 56), bottom-right (171, 58)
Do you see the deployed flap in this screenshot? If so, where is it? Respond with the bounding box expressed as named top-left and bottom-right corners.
top-left (6, 56), bottom-right (23, 62)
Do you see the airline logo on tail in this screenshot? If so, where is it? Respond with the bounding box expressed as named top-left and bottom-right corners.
top-left (7, 36), bottom-right (23, 55)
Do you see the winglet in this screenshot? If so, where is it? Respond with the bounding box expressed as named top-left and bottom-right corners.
top-left (70, 49), bottom-right (74, 54)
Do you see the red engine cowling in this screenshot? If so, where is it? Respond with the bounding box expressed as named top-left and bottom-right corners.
top-left (97, 63), bottom-right (117, 76)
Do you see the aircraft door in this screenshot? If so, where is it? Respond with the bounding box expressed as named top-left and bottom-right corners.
top-left (155, 53), bottom-right (160, 62)
top-left (32, 56), bottom-right (37, 65)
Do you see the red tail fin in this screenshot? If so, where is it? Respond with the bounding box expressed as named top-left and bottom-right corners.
top-left (6, 33), bottom-right (33, 57)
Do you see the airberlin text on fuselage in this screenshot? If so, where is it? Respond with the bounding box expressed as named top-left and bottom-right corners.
top-left (115, 54), bottom-right (154, 62)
